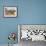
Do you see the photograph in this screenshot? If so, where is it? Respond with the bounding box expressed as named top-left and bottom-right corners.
top-left (4, 7), bottom-right (17, 17)
top-left (18, 25), bottom-right (46, 41)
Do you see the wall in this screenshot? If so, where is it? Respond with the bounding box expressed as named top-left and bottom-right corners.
top-left (0, 0), bottom-right (46, 44)
top-left (0, 0), bottom-right (18, 44)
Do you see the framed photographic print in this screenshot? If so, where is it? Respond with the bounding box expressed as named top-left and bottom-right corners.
top-left (4, 6), bottom-right (17, 17)
top-left (18, 24), bottom-right (46, 42)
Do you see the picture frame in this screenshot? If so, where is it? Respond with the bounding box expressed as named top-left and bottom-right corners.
top-left (4, 6), bottom-right (17, 17)
top-left (18, 24), bottom-right (46, 42)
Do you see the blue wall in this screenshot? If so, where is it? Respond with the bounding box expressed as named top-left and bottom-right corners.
top-left (0, 0), bottom-right (46, 44)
